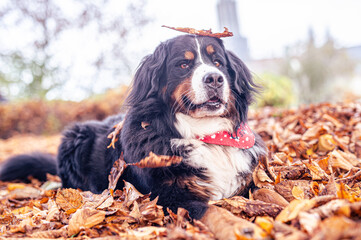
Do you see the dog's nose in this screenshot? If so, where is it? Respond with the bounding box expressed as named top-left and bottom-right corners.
top-left (203, 73), bottom-right (224, 89)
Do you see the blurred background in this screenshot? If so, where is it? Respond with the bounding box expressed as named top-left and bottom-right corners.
top-left (0, 0), bottom-right (360, 141)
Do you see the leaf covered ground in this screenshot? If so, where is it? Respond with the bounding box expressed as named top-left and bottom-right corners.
top-left (0, 101), bottom-right (361, 239)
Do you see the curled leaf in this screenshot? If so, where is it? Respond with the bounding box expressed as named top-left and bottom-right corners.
top-left (162, 25), bottom-right (233, 38)
top-left (129, 151), bottom-right (182, 168)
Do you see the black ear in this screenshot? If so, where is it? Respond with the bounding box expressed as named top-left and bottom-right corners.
top-left (125, 42), bottom-right (167, 107)
top-left (226, 51), bottom-right (259, 122)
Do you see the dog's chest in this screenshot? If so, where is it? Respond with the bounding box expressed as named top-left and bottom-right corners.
top-left (187, 143), bottom-right (252, 200)
top-left (174, 113), bottom-right (252, 200)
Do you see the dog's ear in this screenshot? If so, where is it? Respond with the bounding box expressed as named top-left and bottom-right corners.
top-left (226, 51), bottom-right (259, 122)
top-left (126, 42), bottom-right (167, 107)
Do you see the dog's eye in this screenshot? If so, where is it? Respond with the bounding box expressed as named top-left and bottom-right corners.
top-left (213, 60), bottom-right (222, 67)
top-left (180, 63), bottom-right (189, 69)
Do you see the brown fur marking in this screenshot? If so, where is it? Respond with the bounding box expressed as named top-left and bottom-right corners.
top-left (171, 78), bottom-right (195, 112)
top-left (206, 45), bottom-right (215, 55)
top-left (184, 51), bottom-right (194, 60)
top-left (164, 176), bottom-right (213, 201)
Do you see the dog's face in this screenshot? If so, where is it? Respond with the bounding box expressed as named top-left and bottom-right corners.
top-left (127, 34), bottom-right (257, 123)
top-left (166, 36), bottom-right (231, 118)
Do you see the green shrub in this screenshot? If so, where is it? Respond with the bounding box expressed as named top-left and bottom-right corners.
top-left (253, 73), bottom-right (295, 108)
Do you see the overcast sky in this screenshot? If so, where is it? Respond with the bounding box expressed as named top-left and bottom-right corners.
top-left (1, 0), bottom-right (360, 100)
top-left (145, 0), bottom-right (361, 59)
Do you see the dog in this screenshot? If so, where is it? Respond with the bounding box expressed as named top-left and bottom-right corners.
top-left (0, 34), bottom-right (266, 234)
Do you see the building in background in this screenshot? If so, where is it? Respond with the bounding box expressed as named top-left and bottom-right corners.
top-left (217, 0), bottom-right (249, 61)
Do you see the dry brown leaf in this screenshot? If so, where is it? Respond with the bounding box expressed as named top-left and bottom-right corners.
top-left (274, 180), bottom-right (312, 202)
top-left (310, 199), bottom-right (349, 218)
top-left (67, 208), bottom-right (106, 236)
top-left (256, 168), bottom-right (273, 183)
top-left (291, 185), bottom-right (305, 200)
top-left (276, 199), bottom-right (316, 223)
top-left (318, 134), bottom-right (336, 152)
top-left (329, 150), bottom-right (355, 171)
top-left (211, 196), bottom-right (283, 219)
top-left (298, 211), bottom-right (320, 235)
top-left (312, 216), bottom-right (361, 240)
top-left (301, 124), bottom-right (326, 141)
top-left (255, 216), bottom-right (273, 235)
top-left (162, 25), bottom-right (233, 38)
top-left (46, 199), bottom-right (60, 221)
top-left (107, 120), bottom-right (124, 149)
top-left (11, 206), bottom-right (32, 215)
top-left (8, 186), bottom-right (41, 199)
top-left (123, 181), bottom-right (144, 207)
top-left (304, 160), bottom-right (329, 181)
top-left (129, 151), bottom-right (182, 168)
top-left (252, 188), bottom-right (289, 207)
top-left (273, 220), bottom-right (308, 240)
top-left (108, 153), bottom-right (126, 193)
top-left (55, 188), bottom-right (83, 214)
top-left (320, 173), bottom-right (337, 196)
top-left (30, 227), bottom-right (68, 238)
top-left (139, 196), bottom-right (164, 225)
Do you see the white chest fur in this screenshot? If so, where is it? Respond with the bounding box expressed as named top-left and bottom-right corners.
top-left (173, 113), bottom-right (253, 200)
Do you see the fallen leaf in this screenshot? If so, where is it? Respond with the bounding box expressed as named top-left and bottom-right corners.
top-left (276, 199), bottom-right (316, 223)
top-left (55, 188), bottom-right (83, 214)
top-left (298, 211), bottom-right (320, 235)
top-left (291, 185), bottom-right (305, 200)
top-left (67, 208), bottom-right (106, 236)
top-left (211, 196), bottom-right (283, 219)
top-left (108, 153), bottom-right (126, 193)
top-left (8, 186), bottom-right (41, 199)
top-left (304, 160), bottom-right (329, 181)
top-left (318, 134), bottom-right (336, 152)
top-left (129, 151), bottom-right (182, 168)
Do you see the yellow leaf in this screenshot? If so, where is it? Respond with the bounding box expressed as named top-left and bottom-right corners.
top-left (276, 199), bottom-right (316, 222)
top-left (7, 183), bottom-right (26, 191)
top-left (318, 134), bottom-right (336, 152)
top-left (255, 216), bottom-right (273, 235)
top-left (256, 169), bottom-right (273, 183)
top-left (291, 186), bottom-right (305, 200)
top-left (11, 206), bottom-right (32, 215)
top-left (304, 161), bottom-right (329, 181)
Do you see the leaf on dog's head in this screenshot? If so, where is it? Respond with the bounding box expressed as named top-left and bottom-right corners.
top-left (162, 25), bottom-right (233, 38)
top-left (130, 152), bottom-right (182, 168)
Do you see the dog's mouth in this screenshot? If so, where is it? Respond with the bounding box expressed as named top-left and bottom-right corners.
top-left (183, 95), bottom-right (226, 111)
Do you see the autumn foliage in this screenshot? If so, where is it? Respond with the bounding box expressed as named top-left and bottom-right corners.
top-left (0, 86), bottom-right (128, 139)
top-left (0, 101), bottom-right (361, 239)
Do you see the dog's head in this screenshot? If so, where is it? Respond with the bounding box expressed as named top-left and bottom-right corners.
top-left (126, 35), bottom-right (258, 123)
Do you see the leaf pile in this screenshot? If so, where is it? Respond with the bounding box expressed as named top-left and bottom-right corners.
top-left (0, 101), bottom-right (361, 239)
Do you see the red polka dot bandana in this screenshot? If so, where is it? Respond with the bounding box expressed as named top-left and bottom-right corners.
top-left (197, 123), bottom-right (255, 149)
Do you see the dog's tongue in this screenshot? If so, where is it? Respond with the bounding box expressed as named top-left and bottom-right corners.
top-left (197, 123), bottom-right (255, 149)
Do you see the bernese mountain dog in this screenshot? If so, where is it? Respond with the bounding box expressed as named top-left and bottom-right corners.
top-left (0, 34), bottom-right (266, 224)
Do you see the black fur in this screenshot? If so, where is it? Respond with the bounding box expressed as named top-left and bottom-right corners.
top-left (0, 152), bottom-right (56, 182)
top-left (0, 35), bottom-right (265, 220)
